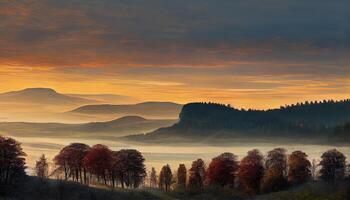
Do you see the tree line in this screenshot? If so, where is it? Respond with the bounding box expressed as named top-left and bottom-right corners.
top-left (1, 135), bottom-right (349, 196)
top-left (154, 148), bottom-right (348, 194)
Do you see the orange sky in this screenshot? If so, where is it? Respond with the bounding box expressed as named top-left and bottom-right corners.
top-left (0, 1), bottom-right (349, 109)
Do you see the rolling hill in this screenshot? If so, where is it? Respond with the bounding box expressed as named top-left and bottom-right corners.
top-left (125, 100), bottom-right (350, 143)
top-left (0, 88), bottom-right (96, 105)
top-left (69, 102), bottom-right (183, 119)
top-left (0, 116), bottom-right (177, 138)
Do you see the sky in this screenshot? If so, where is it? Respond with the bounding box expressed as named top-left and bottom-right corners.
top-left (0, 0), bottom-right (349, 109)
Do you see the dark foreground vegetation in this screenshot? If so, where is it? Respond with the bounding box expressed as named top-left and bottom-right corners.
top-left (1, 176), bottom-right (349, 200)
top-left (1, 135), bottom-right (350, 199)
top-left (128, 99), bottom-right (350, 143)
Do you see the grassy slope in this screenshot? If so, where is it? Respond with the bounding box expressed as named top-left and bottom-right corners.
top-left (0, 177), bottom-right (167, 200)
top-left (1, 177), bottom-right (349, 200)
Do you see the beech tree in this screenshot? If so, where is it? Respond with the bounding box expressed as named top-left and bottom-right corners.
top-left (84, 144), bottom-right (112, 184)
top-left (188, 159), bottom-right (206, 191)
top-left (0, 136), bottom-right (26, 184)
top-left (288, 151), bottom-right (311, 185)
top-left (319, 149), bottom-right (346, 182)
top-left (159, 164), bottom-right (172, 191)
top-left (238, 149), bottom-right (264, 194)
top-left (35, 154), bottom-right (49, 180)
top-left (112, 149), bottom-right (146, 188)
top-left (177, 164), bottom-right (187, 189)
top-left (206, 152), bottom-right (238, 188)
top-left (54, 143), bottom-right (90, 183)
top-left (261, 148), bottom-right (288, 193)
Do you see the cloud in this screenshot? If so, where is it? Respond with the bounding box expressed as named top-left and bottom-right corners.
top-left (0, 0), bottom-right (349, 108)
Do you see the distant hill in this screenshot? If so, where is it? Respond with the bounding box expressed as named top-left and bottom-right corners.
top-left (0, 88), bottom-right (96, 105)
top-left (126, 100), bottom-right (350, 143)
top-left (0, 116), bottom-right (177, 137)
top-left (69, 102), bottom-right (183, 119)
top-left (67, 93), bottom-right (139, 104)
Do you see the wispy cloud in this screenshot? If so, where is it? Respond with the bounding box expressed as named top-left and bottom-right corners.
top-left (0, 0), bottom-right (349, 108)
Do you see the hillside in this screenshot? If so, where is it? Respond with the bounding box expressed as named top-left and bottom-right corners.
top-left (1, 176), bottom-right (348, 200)
top-left (69, 102), bottom-right (183, 119)
top-left (0, 116), bottom-right (177, 137)
top-left (0, 88), bottom-right (96, 105)
top-left (126, 100), bottom-right (350, 143)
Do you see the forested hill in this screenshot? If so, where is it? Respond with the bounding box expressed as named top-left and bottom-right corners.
top-left (178, 99), bottom-right (350, 130)
top-left (126, 99), bottom-right (350, 143)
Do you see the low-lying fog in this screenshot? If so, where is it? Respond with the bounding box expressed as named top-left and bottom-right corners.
top-left (10, 136), bottom-right (350, 175)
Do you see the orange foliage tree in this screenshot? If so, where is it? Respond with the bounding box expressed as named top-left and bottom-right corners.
top-left (261, 148), bottom-right (288, 193)
top-left (238, 149), bottom-right (264, 194)
top-left (288, 150), bottom-right (311, 185)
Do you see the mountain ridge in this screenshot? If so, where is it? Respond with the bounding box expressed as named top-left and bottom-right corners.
top-left (69, 101), bottom-right (183, 119)
top-left (0, 115), bottom-right (177, 137)
top-left (125, 99), bottom-right (350, 143)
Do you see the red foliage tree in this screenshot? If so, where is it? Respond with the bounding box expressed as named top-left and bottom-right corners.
top-left (206, 152), bottom-right (238, 188)
top-left (238, 149), bottom-right (264, 194)
top-left (84, 144), bottom-right (112, 184)
top-left (54, 143), bottom-right (90, 183)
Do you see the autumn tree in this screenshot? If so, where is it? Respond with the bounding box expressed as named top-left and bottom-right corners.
top-left (177, 164), bottom-right (187, 189)
top-left (54, 143), bottom-right (90, 183)
top-left (188, 159), bottom-right (206, 191)
top-left (206, 152), bottom-right (238, 188)
top-left (150, 167), bottom-right (157, 188)
top-left (159, 164), bottom-right (172, 191)
top-left (288, 151), bottom-right (311, 185)
top-left (84, 144), bottom-right (112, 184)
top-left (319, 149), bottom-right (346, 182)
top-left (238, 149), bottom-right (264, 194)
top-left (0, 136), bottom-right (26, 184)
top-left (35, 154), bottom-right (48, 180)
top-left (111, 149), bottom-right (146, 188)
top-left (261, 148), bottom-right (288, 193)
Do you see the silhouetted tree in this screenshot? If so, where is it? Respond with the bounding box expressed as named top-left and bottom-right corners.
top-left (150, 167), bottom-right (157, 188)
top-left (84, 144), bottom-right (112, 184)
top-left (177, 164), bottom-right (187, 189)
top-left (188, 159), bottom-right (206, 191)
top-left (113, 149), bottom-right (146, 188)
top-left (319, 149), bottom-right (346, 182)
top-left (159, 164), bottom-right (172, 191)
top-left (288, 151), bottom-right (311, 185)
top-left (0, 136), bottom-right (26, 184)
top-left (207, 152), bottom-right (238, 188)
top-left (238, 149), bottom-right (264, 194)
top-left (261, 148), bottom-right (288, 193)
top-left (54, 143), bottom-right (90, 183)
top-left (35, 154), bottom-right (48, 180)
